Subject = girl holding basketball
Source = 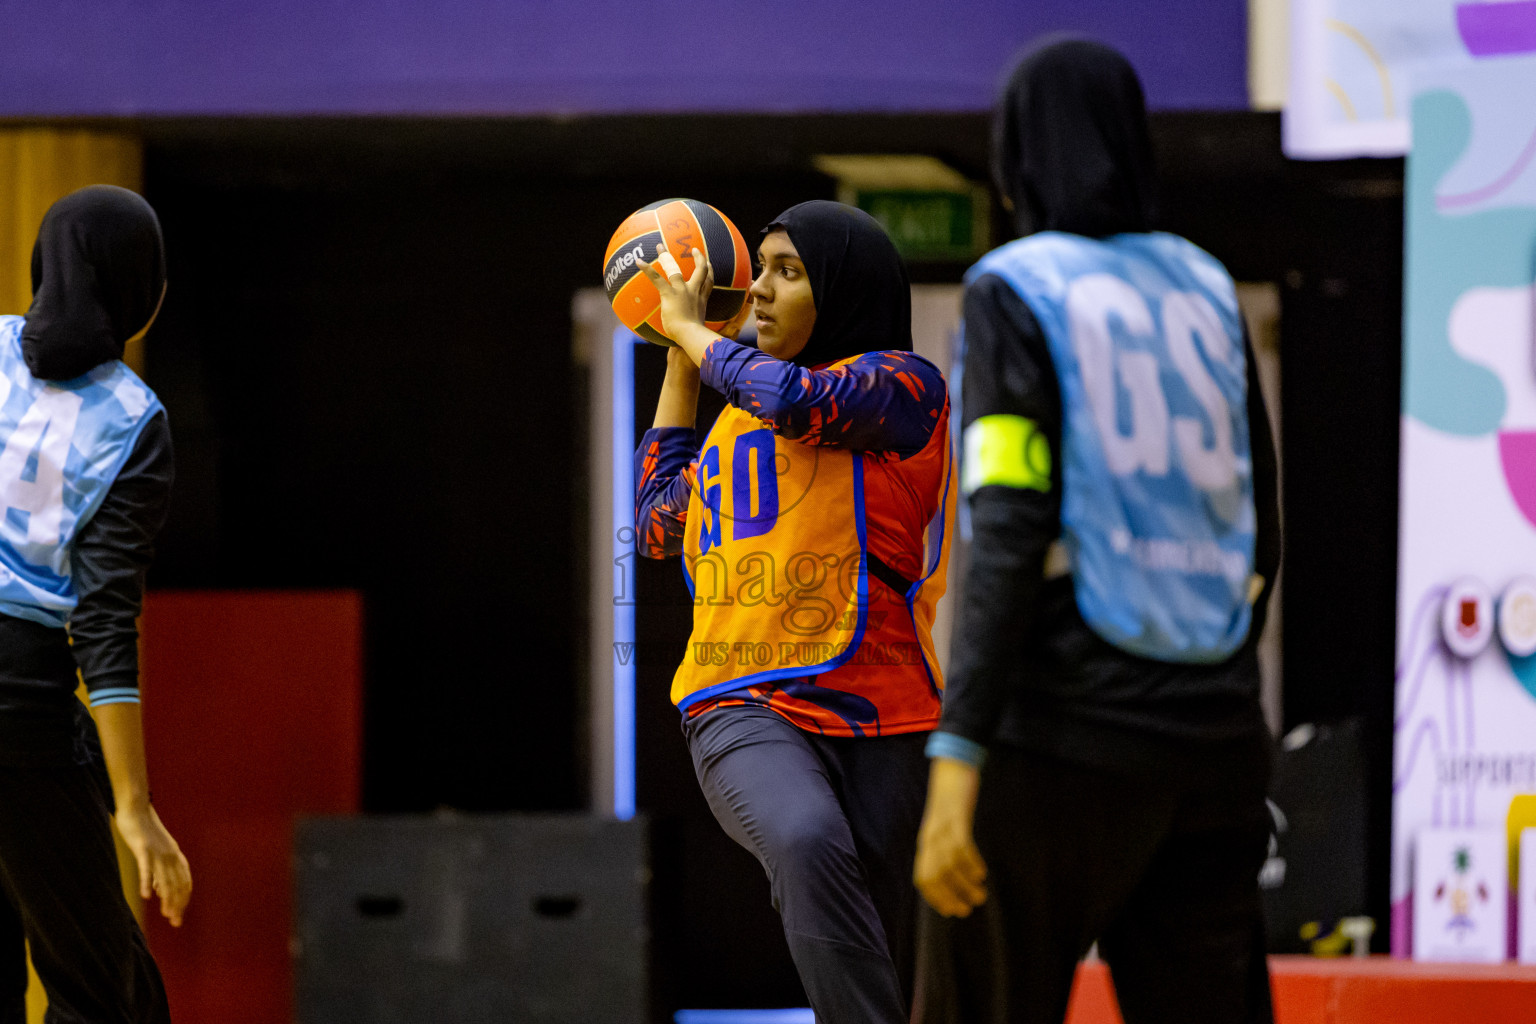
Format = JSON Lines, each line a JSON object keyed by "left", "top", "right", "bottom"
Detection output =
{"left": 635, "top": 201, "right": 955, "bottom": 1024}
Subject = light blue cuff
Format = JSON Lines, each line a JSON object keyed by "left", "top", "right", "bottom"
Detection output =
{"left": 925, "top": 731, "right": 988, "bottom": 769}
{"left": 87, "top": 687, "right": 141, "bottom": 708}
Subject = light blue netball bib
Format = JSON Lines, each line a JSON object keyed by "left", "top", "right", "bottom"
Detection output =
{"left": 0, "top": 315, "right": 163, "bottom": 628}
{"left": 969, "top": 232, "right": 1256, "bottom": 662}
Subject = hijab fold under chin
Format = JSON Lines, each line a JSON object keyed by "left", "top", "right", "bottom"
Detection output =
{"left": 762, "top": 201, "right": 912, "bottom": 369}
{"left": 21, "top": 185, "right": 166, "bottom": 382}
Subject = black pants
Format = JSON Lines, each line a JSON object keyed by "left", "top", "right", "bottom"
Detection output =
{"left": 685, "top": 706, "right": 929, "bottom": 1024}
{"left": 914, "top": 742, "right": 1273, "bottom": 1024}
{"left": 0, "top": 725, "right": 170, "bottom": 1024}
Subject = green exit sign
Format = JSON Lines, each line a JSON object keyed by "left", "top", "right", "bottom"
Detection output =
{"left": 855, "top": 189, "right": 985, "bottom": 262}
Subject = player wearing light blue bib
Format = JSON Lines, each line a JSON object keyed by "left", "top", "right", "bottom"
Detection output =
{"left": 913, "top": 39, "right": 1280, "bottom": 1024}
{"left": 0, "top": 186, "right": 188, "bottom": 1024}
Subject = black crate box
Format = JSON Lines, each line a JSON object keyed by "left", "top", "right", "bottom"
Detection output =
{"left": 294, "top": 813, "right": 648, "bottom": 1024}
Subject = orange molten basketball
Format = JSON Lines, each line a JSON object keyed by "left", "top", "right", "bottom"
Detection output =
{"left": 603, "top": 198, "right": 752, "bottom": 346}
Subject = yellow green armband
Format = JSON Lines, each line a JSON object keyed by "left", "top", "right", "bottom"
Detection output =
{"left": 961, "top": 414, "right": 1052, "bottom": 495}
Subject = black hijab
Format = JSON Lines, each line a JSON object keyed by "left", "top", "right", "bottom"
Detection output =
{"left": 992, "top": 35, "right": 1157, "bottom": 239}
{"left": 22, "top": 185, "right": 166, "bottom": 381}
{"left": 763, "top": 201, "right": 912, "bottom": 368}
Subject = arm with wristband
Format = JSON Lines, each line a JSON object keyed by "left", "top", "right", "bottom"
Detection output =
{"left": 67, "top": 410, "right": 191, "bottom": 927}
{"left": 915, "top": 273, "right": 1062, "bottom": 918}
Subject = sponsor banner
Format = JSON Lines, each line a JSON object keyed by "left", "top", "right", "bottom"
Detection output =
{"left": 1393, "top": 55, "right": 1536, "bottom": 957}
{"left": 1413, "top": 829, "right": 1507, "bottom": 962}
{"left": 1285, "top": 0, "right": 1536, "bottom": 158}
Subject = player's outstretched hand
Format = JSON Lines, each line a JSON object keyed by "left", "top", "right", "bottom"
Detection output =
{"left": 914, "top": 757, "right": 989, "bottom": 918}
{"left": 638, "top": 244, "right": 714, "bottom": 351}
{"left": 115, "top": 804, "right": 193, "bottom": 927}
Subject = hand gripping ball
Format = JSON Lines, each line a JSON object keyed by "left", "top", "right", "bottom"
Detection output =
{"left": 603, "top": 198, "right": 751, "bottom": 346}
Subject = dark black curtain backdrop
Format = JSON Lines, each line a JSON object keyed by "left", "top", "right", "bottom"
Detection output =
{"left": 133, "top": 113, "right": 1405, "bottom": 1007}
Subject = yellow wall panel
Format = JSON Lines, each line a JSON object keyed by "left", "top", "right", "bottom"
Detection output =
{"left": 1248, "top": 0, "right": 1289, "bottom": 111}
{"left": 0, "top": 129, "right": 144, "bottom": 370}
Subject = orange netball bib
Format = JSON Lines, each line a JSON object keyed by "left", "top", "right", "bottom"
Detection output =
{"left": 672, "top": 401, "right": 873, "bottom": 710}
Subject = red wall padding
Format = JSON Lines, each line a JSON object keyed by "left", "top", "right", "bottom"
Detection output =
{"left": 1064, "top": 958, "right": 1536, "bottom": 1024}
{"left": 141, "top": 591, "right": 363, "bottom": 1024}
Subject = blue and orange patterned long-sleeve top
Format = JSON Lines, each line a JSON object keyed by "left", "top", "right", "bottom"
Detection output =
{"left": 636, "top": 338, "right": 955, "bottom": 737}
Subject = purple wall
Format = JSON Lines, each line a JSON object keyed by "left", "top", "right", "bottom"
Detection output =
{"left": 2, "top": 1, "right": 1246, "bottom": 116}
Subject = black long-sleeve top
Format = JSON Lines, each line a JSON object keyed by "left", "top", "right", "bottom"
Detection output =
{"left": 936, "top": 273, "right": 1281, "bottom": 775}
{"left": 0, "top": 410, "right": 173, "bottom": 764}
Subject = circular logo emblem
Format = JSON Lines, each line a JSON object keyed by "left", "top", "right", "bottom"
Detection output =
{"left": 1498, "top": 577, "right": 1536, "bottom": 659}
{"left": 1441, "top": 577, "right": 1494, "bottom": 659}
